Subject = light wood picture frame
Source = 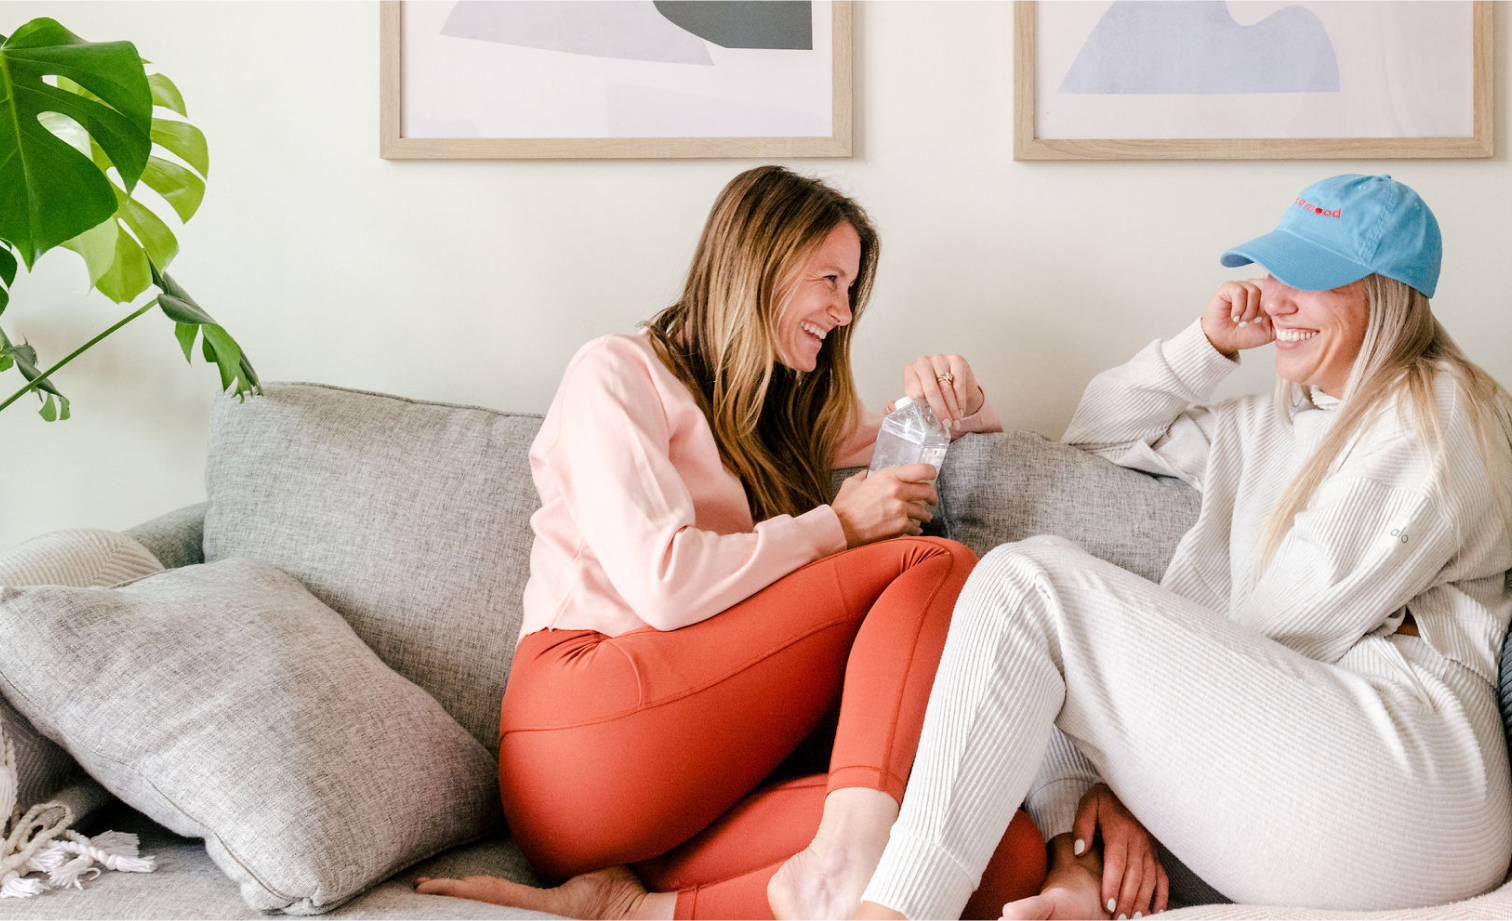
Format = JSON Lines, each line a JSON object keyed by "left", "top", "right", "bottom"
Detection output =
{"left": 1010, "top": 0, "right": 1493, "bottom": 159}
{"left": 378, "top": 0, "right": 852, "bottom": 158}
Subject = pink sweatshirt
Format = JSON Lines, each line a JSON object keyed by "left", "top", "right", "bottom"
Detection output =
{"left": 520, "top": 330, "right": 1002, "bottom": 639}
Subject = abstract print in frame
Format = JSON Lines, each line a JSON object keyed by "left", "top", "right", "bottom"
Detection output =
{"left": 1014, "top": 1, "right": 1492, "bottom": 160}
{"left": 381, "top": 1, "right": 852, "bottom": 159}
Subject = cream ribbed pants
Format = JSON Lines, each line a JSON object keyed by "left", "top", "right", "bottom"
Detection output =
{"left": 861, "top": 536, "right": 1512, "bottom": 919}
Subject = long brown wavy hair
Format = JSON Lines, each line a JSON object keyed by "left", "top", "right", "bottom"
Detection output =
{"left": 643, "top": 166, "right": 880, "bottom": 521}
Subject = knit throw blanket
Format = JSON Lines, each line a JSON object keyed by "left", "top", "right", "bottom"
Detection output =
{"left": 0, "top": 713, "right": 155, "bottom": 898}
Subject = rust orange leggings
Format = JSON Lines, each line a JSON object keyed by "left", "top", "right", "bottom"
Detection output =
{"left": 499, "top": 537, "right": 1047, "bottom": 919}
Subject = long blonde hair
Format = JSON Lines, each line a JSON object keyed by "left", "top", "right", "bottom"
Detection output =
{"left": 1257, "top": 274, "right": 1512, "bottom": 566}
{"left": 644, "top": 166, "right": 880, "bottom": 520}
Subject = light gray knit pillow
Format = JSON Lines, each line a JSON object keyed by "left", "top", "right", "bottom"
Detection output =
{"left": 203, "top": 383, "right": 542, "bottom": 754}
{"left": 0, "top": 528, "right": 163, "bottom": 827}
{"left": 0, "top": 558, "right": 502, "bottom": 915}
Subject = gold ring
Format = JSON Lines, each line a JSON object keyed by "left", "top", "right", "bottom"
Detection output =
{"left": 936, "top": 371, "right": 954, "bottom": 384}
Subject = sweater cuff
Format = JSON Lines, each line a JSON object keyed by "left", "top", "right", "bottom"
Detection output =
{"left": 799, "top": 505, "right": 849, "bottom": 558}
{"left": 1164, "top": 318, "right": 1240, "bottom": 400}
{"left": 860, "top": 824, "right": 978, "bottom": 921}
{"left": 1024, "top": 778, "right": 1093, "bottom": 841}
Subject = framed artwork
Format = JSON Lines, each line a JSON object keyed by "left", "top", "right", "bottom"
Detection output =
{"left": 1014, "top": 1, "right": 1493, "bottom": 160}
{"left": 380, "top": 1, "right": 852, "bottom": 159}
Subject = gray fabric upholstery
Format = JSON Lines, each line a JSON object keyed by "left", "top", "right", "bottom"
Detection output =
{"left": 124, "top": 502, "right": 208, "bottom": 571}
{"left": 937, "top": 432, "right": 1200, "bottom": 581}
{"left": 0, "top": 806, "right": 553, "bottom": 920}
{"left": 203, "top": 383, "right": 542, "bottom": 754}
{"left": 0, "top": 528, "right": 165, "bottom": 827}
{"left": 0, "top": 558, "right": 502, "bottom": 915}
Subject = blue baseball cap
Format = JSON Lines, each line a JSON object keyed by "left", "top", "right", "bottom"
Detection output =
{"left": 1220, "top": 174, "right": 1441, "bottom": 298}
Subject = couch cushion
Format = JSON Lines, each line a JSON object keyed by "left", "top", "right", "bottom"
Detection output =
{"left": 0, "top": 558, "right": 502, "bottom": 915}
{"left": 0, "top": 528, "right": 164, "bottom": 828}
{"left": 936, "top": 432, "right": 1201, "bottom": 582}
{"left": 203, "top": 383, "right": 542, "bottom": 754}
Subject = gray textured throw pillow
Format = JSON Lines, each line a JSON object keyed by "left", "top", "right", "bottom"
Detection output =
{"left": 0, "top": 558, "right": 502, "bottom": 915}
{"left": 0, "top": 528, "right": 164, "bottom": 827}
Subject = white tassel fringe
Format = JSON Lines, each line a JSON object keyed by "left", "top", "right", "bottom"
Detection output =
{"left": 0, "top": 713, "right": 154, "bottom": 898}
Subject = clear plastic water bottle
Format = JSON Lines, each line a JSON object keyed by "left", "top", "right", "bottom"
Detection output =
{"left": 868, "top": 396, "right": 950, "bottom": 476}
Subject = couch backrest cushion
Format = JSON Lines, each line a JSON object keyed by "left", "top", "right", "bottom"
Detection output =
{"left": 936, "top": 432, "right": 1201, "bottom": 582}
{"left": 204, "top": 383, "right": 541, "bottom": 754}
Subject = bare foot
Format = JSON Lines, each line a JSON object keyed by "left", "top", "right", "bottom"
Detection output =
{"left": 416, "top": 866, "right": 676, "bottom": 920}
{"left": 1000, "top": 836, "right": 1108, "bottom": 921}
{"left": 768, "top": 787, "right": 898, "bottom": 920}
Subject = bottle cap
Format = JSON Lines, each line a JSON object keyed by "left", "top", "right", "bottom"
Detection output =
{"left": 893, "top": 396, "right": 914, "bottom": 409}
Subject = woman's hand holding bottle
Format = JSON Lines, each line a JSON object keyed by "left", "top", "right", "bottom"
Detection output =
{"left": 831, "top": 465, "right": 938, "bottom": 548}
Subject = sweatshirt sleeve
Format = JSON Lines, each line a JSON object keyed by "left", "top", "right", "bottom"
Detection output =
{"left": 1061, "top": 319, "right": 1238, "bottom": 489}
{"left": 1230, "top": 434, "right": 1457, "bottom": 664}
{"left": 547, "top": 342, "right": 847, "bottom": 632}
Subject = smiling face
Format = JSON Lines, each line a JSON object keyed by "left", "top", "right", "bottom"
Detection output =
{"left": 773, "top": 222, "right": 862, "bottom": 373}
{"left": 1260, "top": 274, "right": 1371, "bottom": 397}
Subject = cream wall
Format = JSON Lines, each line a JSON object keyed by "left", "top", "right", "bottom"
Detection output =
{"left": 2, "top": 1, "right": 1509, "bottom": 548}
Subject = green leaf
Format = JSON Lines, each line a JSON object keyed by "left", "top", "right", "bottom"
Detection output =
{"left": 151, "top": 263, "right": 213, "bottom": 325}
{"left": 174, "top": 320, "right": 196, "bottom": 363}
{"left": 140, "top": 154, "right": 204, "bottom": 222}
{"left": 115, "top": 184, "right": 176, "bottom": 268}
{"left": 0, "top": 18, "right": 153, "bottom": 268}
{"left": 59, "top": 215, "right": 116, "bottom": 288}
{"left": 90, "top": 219, "right": 150, "bottom": 303}
{"left": 0, "top": 244, "right": 15, "bottom": 315}
{"left": 53, "top": 68, "right": 208, "bottom": 303}
{"left": 150, "top": 120, "right": 207, "bottom": 178}
{"left": 147, "top": 72, "right": 184, "bottom": 115}
{"left": 39, "top": 391, "right": 69, "bottom": 421}
{"left": 3, "top": 334, "right": 71, "bottom": 420}
{"left": 150, "top": 264, "right": 260, "bottom": 399}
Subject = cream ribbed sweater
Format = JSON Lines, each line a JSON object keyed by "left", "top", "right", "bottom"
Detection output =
{"left": 861, "top": 319, "right": 1512, "bottom": 918}
{"left": 1064, "top": 319, "right": 1511, "bottom": 684}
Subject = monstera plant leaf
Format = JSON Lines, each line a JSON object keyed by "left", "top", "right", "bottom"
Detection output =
{"left": 55, "top": 71, "right": 209, "bottom": 303}
{"left": 152, "top": 263, "right": 260, "bottom": 401}
{"left": 0, "top": 17, "right": 251, "bottom": 424}
{"left": 0, "top": 19, "right": 152, "bottom": 269}
{"left": 0, "top": 326, "right": 69, "bottom": 421}
{"left": 0, "top": 244, "right": 15, "bottom": 315}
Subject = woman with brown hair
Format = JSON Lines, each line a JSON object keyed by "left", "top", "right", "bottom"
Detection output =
{"left": 416, "top": 166, "right": 1159, "bottom": 919}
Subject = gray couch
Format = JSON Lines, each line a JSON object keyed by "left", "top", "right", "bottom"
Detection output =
{"left": 1, "top": 380, "right": 1510, "bottom": 919}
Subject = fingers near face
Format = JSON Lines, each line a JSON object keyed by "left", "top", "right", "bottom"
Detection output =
{"left": 1229, "top": 280, "right": 1264, "bottom": 325}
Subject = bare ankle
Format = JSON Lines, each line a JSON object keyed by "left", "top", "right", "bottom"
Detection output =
{"left": 815, "top": 787, "right": 899, "bottom": 842}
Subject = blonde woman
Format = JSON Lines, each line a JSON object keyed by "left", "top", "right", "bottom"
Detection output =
{"left": 827, "top": 174, "right": 1512, "bottom": 920}
{"left": 417, "top": 167, "right": 1096, "bottom": 919}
